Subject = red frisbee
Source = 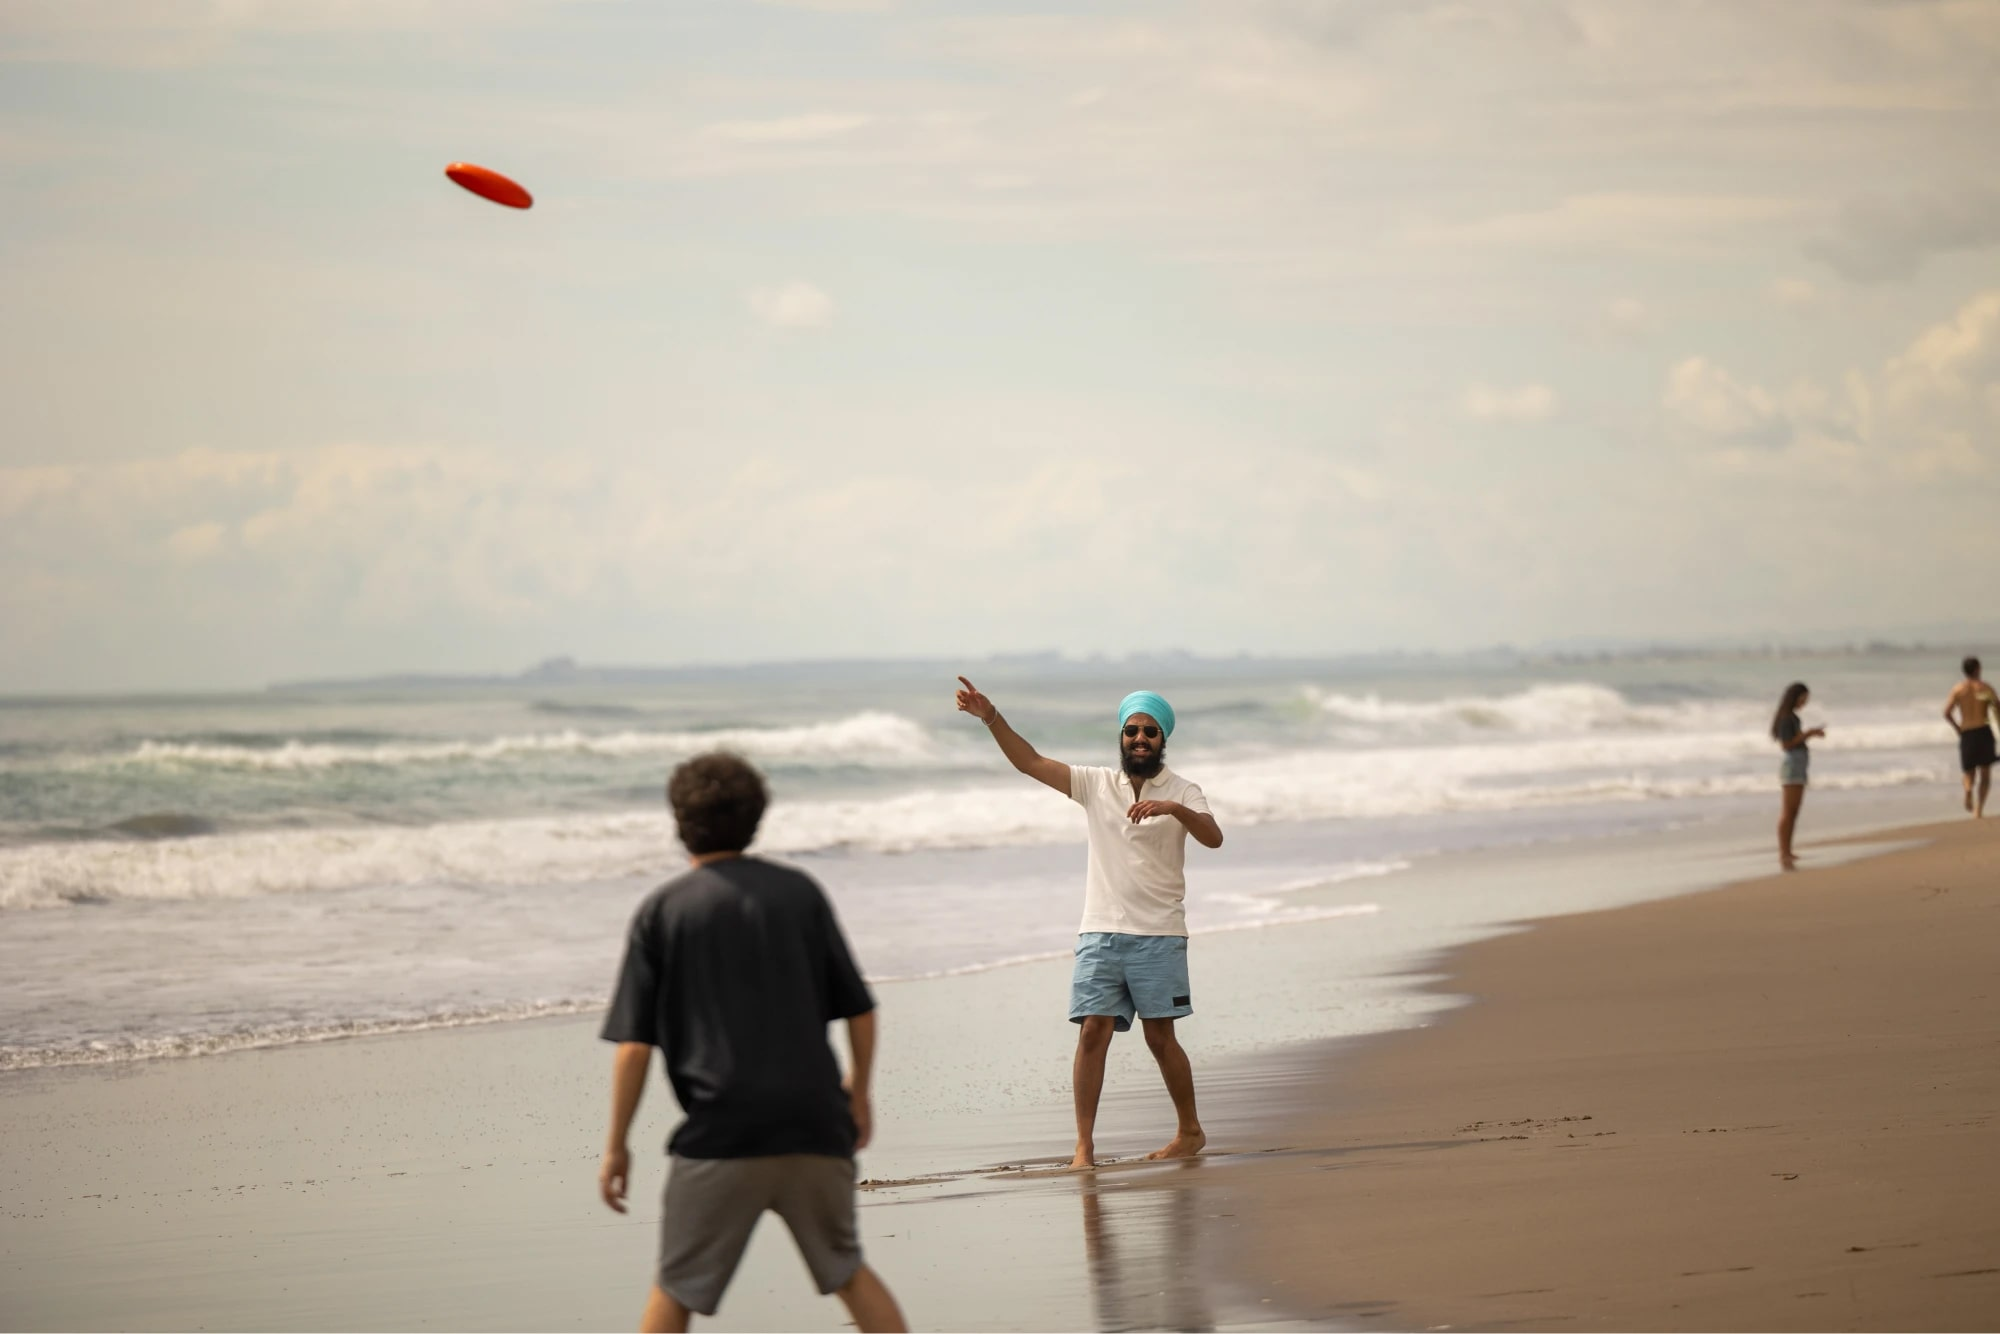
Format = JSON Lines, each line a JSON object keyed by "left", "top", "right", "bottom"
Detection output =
{"left": 444, "top": 162, "right": 533, "bottom": 210}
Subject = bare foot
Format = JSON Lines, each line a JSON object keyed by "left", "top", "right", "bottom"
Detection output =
{"left": 1067, "top": 1144, "right": 1096, "bottom": 1171}
{"left": 1145, "top": 1129, "right": 1206, "bottom": 1160}
{"left": 1780, "top": 856, "right": 1798, "bottom": 873}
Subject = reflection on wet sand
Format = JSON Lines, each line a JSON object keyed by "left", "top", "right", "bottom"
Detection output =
{"left": 1080, "top": 1161, "right": 1216, "bottom": 1333}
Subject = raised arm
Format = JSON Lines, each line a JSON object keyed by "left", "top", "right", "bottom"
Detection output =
{"left": 955, "top": 676, "right": 1070, "bottom": 794}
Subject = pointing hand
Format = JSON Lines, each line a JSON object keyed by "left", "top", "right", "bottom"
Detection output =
{"left": 955, "top": 676, "right": 998, "bottom": 725}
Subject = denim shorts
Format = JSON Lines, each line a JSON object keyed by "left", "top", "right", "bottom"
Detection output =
{"left": 1779, "top": 748, "right": 1809, "bottom": 786}
{"left": 1070, "top": 932, "right": 1192, "bottom": 1033}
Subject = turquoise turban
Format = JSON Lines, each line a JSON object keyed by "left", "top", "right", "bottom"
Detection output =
{"left": 1118, "top": 690, "right": 1176, "bottom": 738}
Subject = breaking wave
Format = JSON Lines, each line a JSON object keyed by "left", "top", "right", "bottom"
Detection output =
{"left": 2, "top": 735, "right": 1944, "bottom": 910}
{"left": 117, "top": 711, "right": 940, "bottom": 771}
{"left": 1306, "top": 682, "right": 1743, "bottom": 736}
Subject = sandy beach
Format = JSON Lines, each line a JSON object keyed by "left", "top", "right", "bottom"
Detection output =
{"left": 1204, "top": 816, "right": 2000, "bottom": 1330}
{"left": 3, "top": 801, "right": 1990, "bottom": 1331}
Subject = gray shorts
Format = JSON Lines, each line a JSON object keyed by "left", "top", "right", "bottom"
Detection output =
{"left": 657, "top": 1154, "right": 862, "bottom": 1316}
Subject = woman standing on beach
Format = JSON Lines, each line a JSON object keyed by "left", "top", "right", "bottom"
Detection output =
{"left": 1773, "top": 682, "right": 1825, "bottom": 871}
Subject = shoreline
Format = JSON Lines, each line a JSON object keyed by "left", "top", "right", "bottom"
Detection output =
{"left": 1, "top": 798, "right": 1979, "bottom": 1330}
{"left": 2, "top": 781, "right": 1941, "bottom": 1077}
{"left": 1191, "top": 816, "right": 2000, "bottom": 1331}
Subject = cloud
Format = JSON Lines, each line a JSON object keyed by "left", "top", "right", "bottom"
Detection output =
{"left": 1806, "top": 186, "right": 2000, "bottom": 282}
{"left": 6, "top": 0, "right": 2000, "bottom": 685}
{"left": 1464, "top": 383, "right": 1557, "bottom": 423}
{"left": 1881, "top": 289, "right": 2000, "bottom": 403}
{"left": 414, "top": 1, "right": 1994, "bottom": 295}
{"left": 1770, "top": 277, "right": 1819, "bottom": 310}
{"left": 1662, "top": 357, "right": 1788, "bottom": 447}
{"left": 748, "top": 282, "right": 834, "bottom": 328}
{"left": 0, "top": 424, "right": 1406, "bottom": 687}
{"left": 165, "top": 520, "right": 228, "bottom": 561}
{"left": 1664, "top": 289, "right": 2000, "bottom": 476}
{"left": 1876, "top": 288, "right": 2000, "bottom": 471}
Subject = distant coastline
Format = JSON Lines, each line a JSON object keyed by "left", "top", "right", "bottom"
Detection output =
{"left": 3, "top": 626, "right": 1993, "bottom": 704}
{"left": 263, "top": 629, "right": 2000, "bottom": 695}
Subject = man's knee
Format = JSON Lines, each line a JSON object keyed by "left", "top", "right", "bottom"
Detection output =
{"left": 1076, "top": 1016, "right": 1117, "bottom": 1051}
{"left": 1140, "top": 1018, "right": 1178, "bottom": 1056}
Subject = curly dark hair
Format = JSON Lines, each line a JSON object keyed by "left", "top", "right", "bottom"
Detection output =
{"left": 667, "top": 752, "right": 768, "bottom": 855}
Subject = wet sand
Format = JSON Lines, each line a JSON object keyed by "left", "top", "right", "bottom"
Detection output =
{"left": 0, "top": 800, "right": 1975, "bottom": 1331}
{"left": 1202, "top": 818, "right": 2000, "bottom": 1330}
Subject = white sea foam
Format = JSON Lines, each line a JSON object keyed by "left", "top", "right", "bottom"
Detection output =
{"left": 1263, "top": 863, "right": 1411, "bottom": 897}
{"left": 119, "top": 711, "right": 941, "bottom": 771}
{"left": 1306, "top": 682, "right": 1716, "bottom": 734}
{"left": 0, "top": 890, "right": 1394, "bottom": 1067}
{"left": 1, "top": 723, "right": 1946, "bottom": 910}
{"left": 5, "top": 670, "right": 1964, "bottom": 1074}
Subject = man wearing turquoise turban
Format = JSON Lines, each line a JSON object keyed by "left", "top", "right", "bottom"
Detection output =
{"left": 955, "top": 674, "right": 1224, "bottom": 1169}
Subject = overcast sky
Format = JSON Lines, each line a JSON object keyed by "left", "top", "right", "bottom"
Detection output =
{"left": 3, "top": 0, "right": 1998, "bottom": 691}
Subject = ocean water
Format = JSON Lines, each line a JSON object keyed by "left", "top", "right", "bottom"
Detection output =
{"left": 0, "top": 650, "right": 1967, "bottom": 1070}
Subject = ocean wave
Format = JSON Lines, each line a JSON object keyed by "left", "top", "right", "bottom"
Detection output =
{"left": 118, "top": 711, "right": 942, "bottom": 772}
{"left": 0, "top": 790, "right": 1083, "bottom": 909}
{"left": 1305, "top": 682, "right": 1740, "bottom": 736}
{"left": 106, "top": 812, "right": 220, "bottom": 840}
{"left": 2, "top": 726, "right": 1948, "bottom": 910}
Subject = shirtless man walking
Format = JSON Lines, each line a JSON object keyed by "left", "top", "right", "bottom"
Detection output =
{"left": 1944, "top": 656, "right": 1998, "bottom": 818}
{"left": 954, "top": 677, "right": 1223, "bottom": 1169}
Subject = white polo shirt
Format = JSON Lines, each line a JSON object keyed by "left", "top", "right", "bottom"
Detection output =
{"left": 1068, "top": 764, "right": 1212, "bottom": 937}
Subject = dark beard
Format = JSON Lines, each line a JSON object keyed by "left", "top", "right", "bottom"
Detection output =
{"left": 1121, "top": 746, "right": 1165, "bottom": 780}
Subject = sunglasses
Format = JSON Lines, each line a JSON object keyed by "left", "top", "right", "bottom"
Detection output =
{"left": 1122, "top": 724, "right": 1161, "bottom": 740}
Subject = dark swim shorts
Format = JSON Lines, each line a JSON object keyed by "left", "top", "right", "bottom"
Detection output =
{"left": 1960, "top": 724, "right": 1997, "bottom": 773}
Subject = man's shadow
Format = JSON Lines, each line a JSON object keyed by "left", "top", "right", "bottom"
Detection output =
{"left": 1079, "top": 1163, "right": 1216, "bottom": 1333}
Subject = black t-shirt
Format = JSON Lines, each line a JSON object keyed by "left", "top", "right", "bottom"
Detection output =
{"left": 600, "top": 856, "right": 874, "bottom": 1159}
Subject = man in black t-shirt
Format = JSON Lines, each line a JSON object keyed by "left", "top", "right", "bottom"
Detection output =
{"left": 598, "top": 752, "right": 906, "bottom": 1332}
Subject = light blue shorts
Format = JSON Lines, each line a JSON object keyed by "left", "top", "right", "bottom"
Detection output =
{"left": 1070, "top": 932, "right": 1192, "bottom": 1033}
{"left": 1780, "top": 749, "right": 1809, "bottom": 786}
